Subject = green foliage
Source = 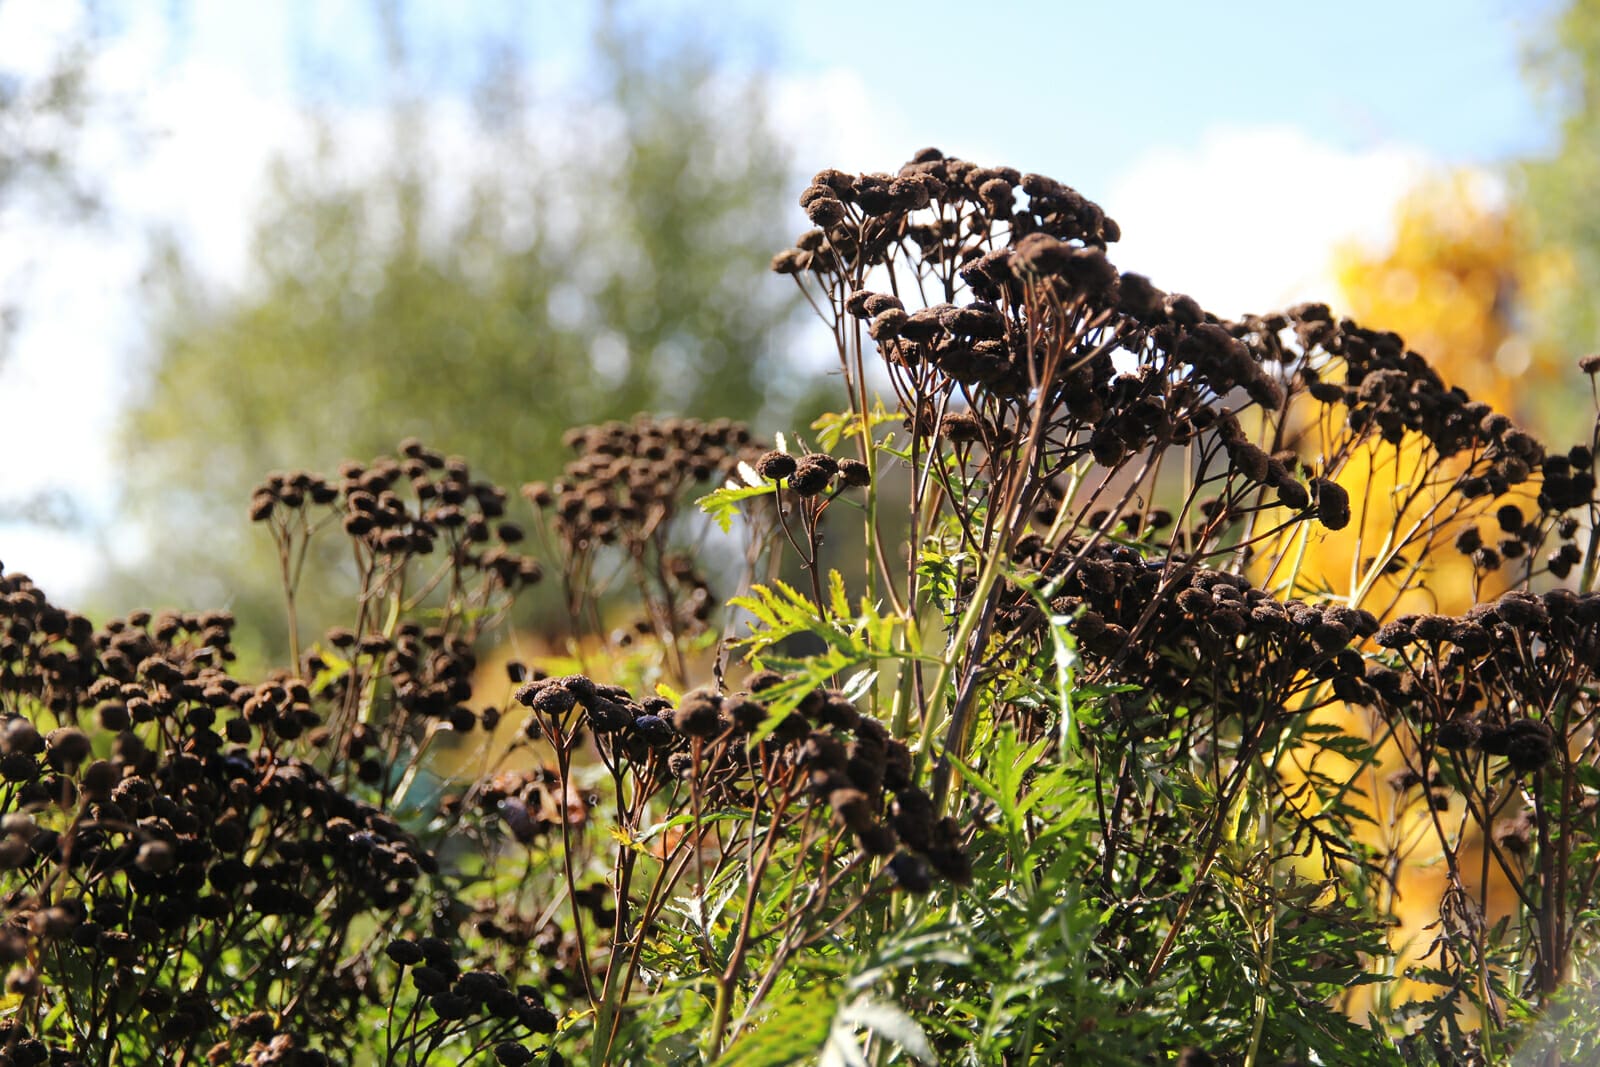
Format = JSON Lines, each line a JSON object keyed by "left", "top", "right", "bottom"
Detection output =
{"left": 699, "top": 476, "right": 778, "bottom": 536}
{"left": 1522, "top": 0, "right": 1600, "bottom": 356}
{"left": 111, "top": 9, "right": 799, "bottom": 653}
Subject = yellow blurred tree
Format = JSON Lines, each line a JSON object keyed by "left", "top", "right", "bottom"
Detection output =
{"left": 1257, "top": 175, "right": 1559, "bottom": 629}
{"left": 1274, "top": 173, "right": 1568, "bottom": 1015}
{"left": 1287, "top": 174, "right": 1560, "bottom": 610}
{"left": 1335, "top": 172, "right": 1561, "bottom": 422}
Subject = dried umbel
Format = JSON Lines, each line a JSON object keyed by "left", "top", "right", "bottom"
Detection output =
{"left": 247, "top": 442, "right": 545, "bottom": 709}
{"left": 522, "top": 416, "right": 767, "bottom": 665}
{"left": 0, "top": 503, "right": 565, "bottom": 1062}
{"left": 252, "top": 446, "right": 538, "bottom": 588}
{"left": 759, "top": 150, "right": 1600, "bottom": 1051}
{"left": 997, "top": 538, "right": 1380, "bottom": 735}
{"left": 776, "top": 154, "right": 1574, "bottom": 606}
{"left": 515, "top": 673, "right": 970, "bottom": 891}
{"left": 1367, "top": 589, "right": 1600, "bottom": 778}
{"left": 532, "top": 416, "right": 758, "bottom": 553}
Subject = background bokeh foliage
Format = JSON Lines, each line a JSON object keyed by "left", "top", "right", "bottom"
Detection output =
{"left": 107, "top": 5, "right": 809, "bottom": 658}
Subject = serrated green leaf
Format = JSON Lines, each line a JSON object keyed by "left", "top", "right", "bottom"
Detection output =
{"left": 714, "top": 984, "right": 833, "bottom": 1067}
{"left": 811, "top": 403, "right": 898, "bottom": 451}
{"left": 697, "top": 481, "right": 779, "bottom": 534}
{"left": 828, "top": 569, "right": 851, "bottom": 620}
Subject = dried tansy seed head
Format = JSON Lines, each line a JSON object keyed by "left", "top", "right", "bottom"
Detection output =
{"left": 755, "top": 450, "right": 796, "bottom": 480}
{"left": 787, "top": 458, "right": 835, "bottom": 497}
{"left": 675, "top": 689, "right": 724, "bottom": 739}
{"left": 837, "top": 458, "right": 870, "bottom": 487}
{"left": 1313, "top": 478, "right": 1350, "bottom": 530}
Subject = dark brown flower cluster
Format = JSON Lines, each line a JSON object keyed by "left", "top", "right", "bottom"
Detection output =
{"left": 1275, "top": 307, "right": 1536, "bottom": 463}
{"left": 1356, "top": 584, "right": 1600, "bottom": 1004}
{"left": 313, "top": 618, "right": 489, "bottom": 740}
{"left": 200, "top": 934, "right": 558, "bottom": 1065}
{"left": 525, "top": 416, "right": 760, "bottom": 554}
{"left": 775, "top": 149, "right": 1117, "bottom": 281}
{"left": 1001, "top": 538, "right": 1379, "bottom": 730}
{"left": 250, "top": 439, "right": 543, "bottom": 591}
{"left": 471, "top": 905, "right": 592, "bottom": 1004}
{"left": 375, "top": 937, "right": 557, "bottom": 1055}
{"left": 0, "top": 569, "right": 99, "bottom": 717}
{"left": 773, "top": 153, "right": 1493, "bottom": 623}
{"left": 755, "top": 449, "right": 869, "bottom": 498}
{"left": 1449, "top": 465, "right": 1594, "bottom": 580}
{"left": 776, "top": 156, "right": 1590, "bottom": 590}
{"left": 521, "top": 417, "right": 767, "bottom": 653}
{"left": 1234, "top": 308, "right": 1600, "bottom": 590}
{"left": 782, "top": 151, "right": 1297, "bottom": 447}
{"left": 0, "top": 561, "right": 562, "bottom": 1063}
{"left": 1264, "top": 307, "right": 1600, "bottom": 583}
{"left": 515, "top": 672, "right": 970, "bottom": 891}
{"left": 1371, "top": 588, "right": 1600, "bottom": 778}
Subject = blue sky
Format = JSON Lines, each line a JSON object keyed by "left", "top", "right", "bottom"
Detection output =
{"left": 0, "top": 0, "right": 1574, "bottom": 598}
{"left": 756, "top": 0, "right": 1559, "bottom": 188}
{"left": 147, "top": 0, "right": 1562, "bottom": 191}
{"left": 272, "top": 0, "right": 1563, "bottom": 180}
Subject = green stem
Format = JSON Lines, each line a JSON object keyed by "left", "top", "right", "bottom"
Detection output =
{"left": 920, "top": 545, "right": 1007, "bottom": 812}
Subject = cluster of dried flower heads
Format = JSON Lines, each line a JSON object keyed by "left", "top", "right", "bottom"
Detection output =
{"left": 0, "top": 445, "right": 569, "bottom": 1064}
{"left": 8, "top": 147, "right": 1600, "bottom": 1062}
{"left": 766, "top": 148, "right": 1600, "bottom": 1051}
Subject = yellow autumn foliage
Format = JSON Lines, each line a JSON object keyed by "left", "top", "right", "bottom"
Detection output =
{"left": 1271, "top": 172, "right": 1567, "bottom": 1013}
{"left": 1335, "top": 172, "right": 1561, "bottom": 418}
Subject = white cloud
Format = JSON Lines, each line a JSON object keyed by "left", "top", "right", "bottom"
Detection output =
{"left": 1103, "top": 125, "right": 1435, "bottom": 319}
{"left": 770, "top": 68, "right": 924, "bottom": 180}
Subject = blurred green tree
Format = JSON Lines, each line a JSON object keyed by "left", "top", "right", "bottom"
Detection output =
{"left": 112, "top": 8, "right": 803, "bottom": 655}
{"left": 1519, "top": 0, "right": 1600, "bottom": 361}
